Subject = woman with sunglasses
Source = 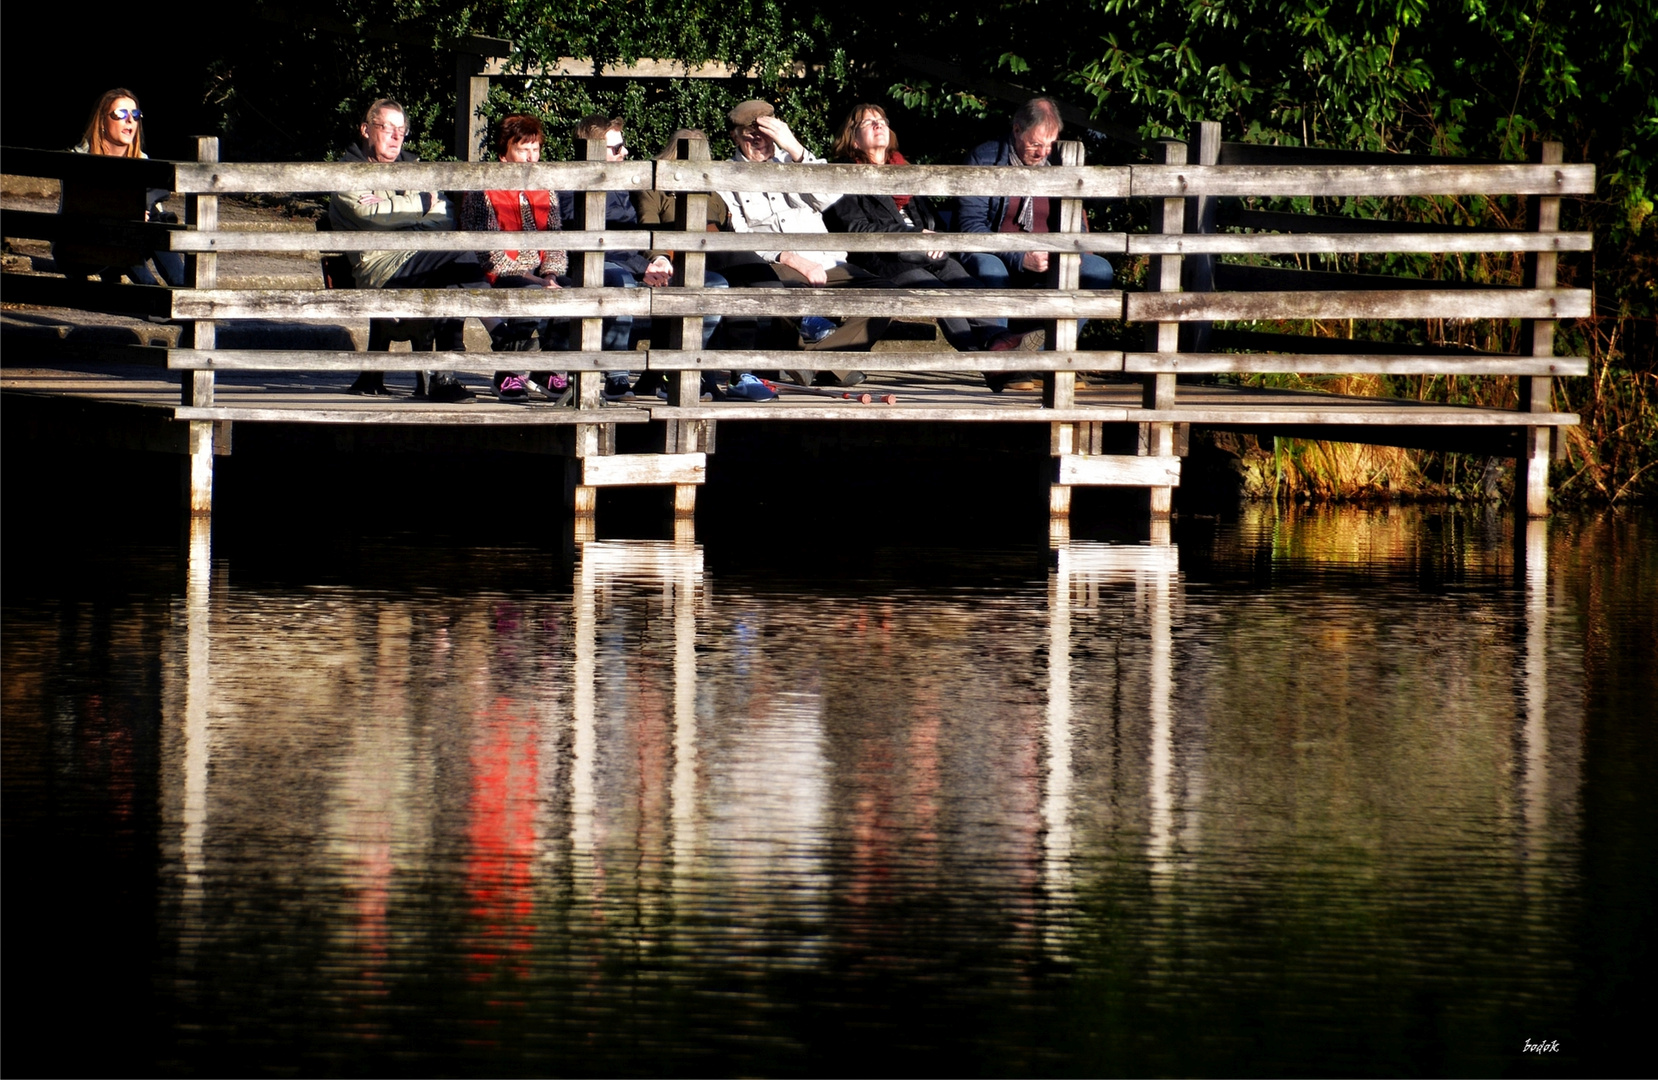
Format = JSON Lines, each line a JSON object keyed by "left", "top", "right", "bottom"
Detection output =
{"left": 66, "top": 88, "right": 186, "bottom": 287}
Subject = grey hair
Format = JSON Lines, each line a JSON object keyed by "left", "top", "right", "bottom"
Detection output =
{"left": 1011, "top": 96, "right": 1063, "bottom": 135}
{"left": 363, "top": 98, "right": 406, "bottom": 127}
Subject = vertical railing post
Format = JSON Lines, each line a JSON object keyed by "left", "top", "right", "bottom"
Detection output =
{"left": 1142, "top": 139, "right": 1186, "bottom": 521}
{"left": 454, "top": 55, "right": 491, "bottom": 162}
{"left": 1183, "top": 121, "right": 1220, "bottom": 354}
{"left": 182, "top": 136, "right": 219, "bottom": 515}
{"left": 665, "top": 133, "right": 712, "bottom": 519}
{"left": 1045, "top": 140, "right": 1087, "bottom": 523}
{"left": 565, "top": 136, "right": 613, "bottom": 521}
{"left": 1514, "top": 141, "right": 1563, "bottom": 519}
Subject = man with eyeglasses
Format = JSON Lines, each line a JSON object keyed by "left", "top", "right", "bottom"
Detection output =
{"left": 329, "top": 97, "right": 486, "bottom": 401}
{"left": 956, "top": 97, "right": 1115, "bottom": 387}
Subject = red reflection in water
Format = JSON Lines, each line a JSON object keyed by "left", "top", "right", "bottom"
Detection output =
{"left": 465, "top": 695, "right": 540, "bottom": 983}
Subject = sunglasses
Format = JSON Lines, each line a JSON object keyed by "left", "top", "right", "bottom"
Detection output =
{"left": 110, "top": 108, "right": 143, "bottom": 121}
{"left": 606, "top": 142, "right": 629, "bottom": 154}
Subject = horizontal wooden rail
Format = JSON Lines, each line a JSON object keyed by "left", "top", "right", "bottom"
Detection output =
{"left": 169, "top": 287, "right": 1126, "bottom": 321}
{"left": 1123, "top": 352, "right": 1589, "bottom": 376}
{"left": 170, "top": 287, "right": 654, "bottom": 321}
{"left": 168, "top": 229, "right": 641, "bottom": 253}
{"left": 1131, "top": 163, "right": 1596, "bottom": 197}
{"left": 174, "top": 405, "right": 652, "bottom": 425}
{"left": 158, "top": 225, "right": 1589, "bottom": 257}
{"left": 638, "top": 350, "right": 1124, "bottom": 372}
{"left": 657, "top": 162, "right": 1130, "bottom": 198}
{"left": 1127, "top": 232, "right": 1592, "bottom": 255}
{"left": 665, "top": 231, "right": 1127, "bottom": 254}
{"left": 170, "top": 160, "right": 652, "bottom": 194}
{"left": 2, "top": 209, "right": 183, "bottom": 246}
{"left": 646, "top": 287, "right": 1123, "bottom": 319}
{"left": 1127, "top": 287, "right": 1590, "bottom": 322}
{"left": 2, "top": 147, "right": 176, "bottom": 187}
{"left": 2, "top": 273, "right": 173, "bottom": 316}
{"left": 1133, "top": 407, "right": 1580, "bottom": 426}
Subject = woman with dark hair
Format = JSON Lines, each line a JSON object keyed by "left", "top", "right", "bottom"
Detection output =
{"left": 65, "top": 88, "right": 186, "bottom": 287}
{"left": 460, "top": 114, "right": 571, "bottom": 402}
{"left": 823, "top": 104, "right": 1010, "bottom": 380}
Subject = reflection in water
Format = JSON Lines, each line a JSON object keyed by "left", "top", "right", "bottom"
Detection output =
{"left": 6, "top": 506, "right": 1644, "bottom": 1075}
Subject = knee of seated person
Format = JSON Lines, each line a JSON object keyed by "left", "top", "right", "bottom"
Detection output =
{"left": 1080, "top": 255, "right": 1114, "bottom": 288}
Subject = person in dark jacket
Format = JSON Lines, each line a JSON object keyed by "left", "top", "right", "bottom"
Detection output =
{"left": 329, "top": 98, "right": 489, "bottom": 401}
{"left": 956, "top": 97, "right": 1114, "bottom": 291}
{"left": 823, "top": 103, "right": 1009, "bottom": 365}
{"left": 555, "top": 115, "right": 649, "bottom": 397}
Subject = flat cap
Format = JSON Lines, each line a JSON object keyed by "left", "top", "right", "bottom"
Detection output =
{"left": 728, "top": 100, "right": 775, "bottom": 126}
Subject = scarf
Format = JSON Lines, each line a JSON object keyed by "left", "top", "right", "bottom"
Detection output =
{"left": 484, "top": 189, "right": 554, "bottom": 261}
{"left": 1014, "top": 144, "right": 1051, "bottom": 231}
{"left": 852, "top": 148, "right": 913, "bottom": 211}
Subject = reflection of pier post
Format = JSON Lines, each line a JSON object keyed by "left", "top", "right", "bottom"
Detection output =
{"left": 158, "top": 516, "right": 214, "bottom": 981}
{"left": 1047, "top": 539, "right": 1181, "bottom": 952}
{"left": 1519, "top": 518, "right": 1549, "bottom": 859}
{"left": 568, "top": 540, "right": 705, "bottom": 883}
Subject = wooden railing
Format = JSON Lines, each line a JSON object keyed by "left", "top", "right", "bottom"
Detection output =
{"left": 2, "top": 130, "right": 1595, "bottom": 518}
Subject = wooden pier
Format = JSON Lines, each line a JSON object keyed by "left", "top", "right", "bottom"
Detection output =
{"left": 2, "top": 126, "right": 1592, "bottom": 531}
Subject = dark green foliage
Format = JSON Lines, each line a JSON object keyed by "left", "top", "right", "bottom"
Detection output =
{"left": 175, "top": 0, "right": 1657, "bottom": 500}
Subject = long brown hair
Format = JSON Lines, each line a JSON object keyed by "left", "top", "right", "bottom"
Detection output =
{"left": 81, "top": 88, "right": 145, "bottom": 158}
{"left": 832, "top": 103, "right": 900, "bottom": 163}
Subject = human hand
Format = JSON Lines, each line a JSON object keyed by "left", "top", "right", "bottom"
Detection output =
{"left": 779, "top": 251, "right": 828, "bottom": 286}
{"left": 1022, "top": 250, "right": 1050, "bottom": 273}
{"left": 921, "top": 228, "right": 943, "bottom": 261}
{"left": 755, "top": 116, "right": 805, "bottom": 161}
{"left": 643, "top": 256, "right": 674, "bottom": 287}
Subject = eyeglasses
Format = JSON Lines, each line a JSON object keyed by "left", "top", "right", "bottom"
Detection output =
{"left": 110, "top": 108, "right": 143, "bottom": 121}
{"left": 857, "top": 117, "right": 888, "bottom": 129}
{"left": 369, "top": 122, "right": 409, "bottom": 138}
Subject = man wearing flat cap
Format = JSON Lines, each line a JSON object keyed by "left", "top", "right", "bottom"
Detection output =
{"left": 715, "top": 99, "right": 886, "bottom": 386}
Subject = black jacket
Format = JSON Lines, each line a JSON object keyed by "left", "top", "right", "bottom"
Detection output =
{"left": 823, "top": 192, "right": 948, "bottom": 278}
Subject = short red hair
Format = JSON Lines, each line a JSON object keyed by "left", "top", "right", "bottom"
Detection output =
{"left": 496, "top": 114, "right": 546, "bottom": 156}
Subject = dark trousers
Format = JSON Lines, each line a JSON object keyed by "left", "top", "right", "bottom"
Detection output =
{"left": 382, "top": 250, "right": 489, "bottom": 350}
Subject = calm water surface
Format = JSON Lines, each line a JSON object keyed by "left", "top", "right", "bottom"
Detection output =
{"left": 4, "top": 500, "right": 1653, "bottom": 1077}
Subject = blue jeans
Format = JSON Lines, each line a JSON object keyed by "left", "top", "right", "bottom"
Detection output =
{"left": 960, "top": 251, "right": 1114, "bottom": 332}
{"left": 629, "top": 269, "right": 728, "bottom": 349}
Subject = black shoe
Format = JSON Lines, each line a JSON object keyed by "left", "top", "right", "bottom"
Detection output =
{"left": 813, "top": 370, "right": 865, "bottom": 388}
{"left": 348, "top": 372, "right": 389, "bottom": 396}
{"left": 490, "top": 322, "right": 540, "bottom": 352}
{"left": 631, "top": 371, "right": 667, "bottom": 398}
{"left": 603, "top": 374, "right": 635, "bottom": 399}
{"left": 984, "top": 372, "right": 1010, "bottom": 394}
{"left": 427, "top": 375, "right": 476, "bottom": 403}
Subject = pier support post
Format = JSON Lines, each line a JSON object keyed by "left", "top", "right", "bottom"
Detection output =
{"left": 567, "top": 136, "right": 611, "bottom": 521}
{"left": 1514, "top": 141, "right": 1563, "bottom": 520}
{"left": 664, "top": 132, "right": 713, "bottom": 524}
{"left": 182, "top": 136, "right": 219, "bottom": 516}
{"left": 1142, "top": 138, "right": 1187, "bottom": 520}
{"left": 1046, "top": 141, "right": 1085, "bottom": 522}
